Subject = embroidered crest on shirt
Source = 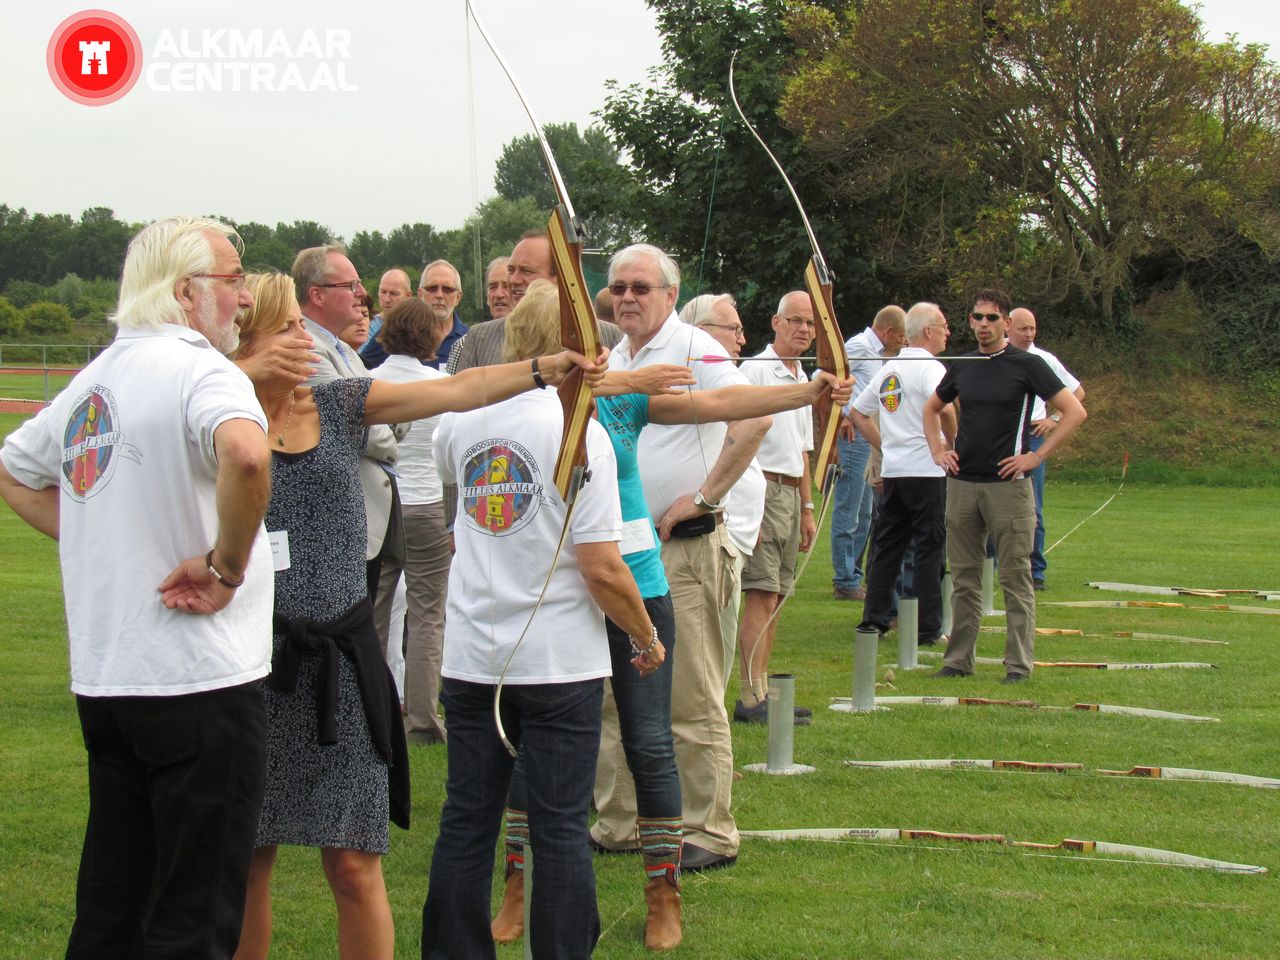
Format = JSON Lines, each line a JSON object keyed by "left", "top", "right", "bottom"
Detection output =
{"left": 60, "top": 385, "right": 139, "bottom": 500}
{"left": 460, "top": 438, "right": 544, "bottom": 536}
{"left": 878, "top": 373, "right": 904, "bottom": 414}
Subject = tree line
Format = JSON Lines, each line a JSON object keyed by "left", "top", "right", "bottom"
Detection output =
{"left": 3, "top": 0, "right": 1278, "bottom": 374}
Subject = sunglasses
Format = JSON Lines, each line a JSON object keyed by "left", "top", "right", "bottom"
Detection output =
{"left": 970, "top": 311, "right": 1003, "bottom": 323}
{"left": 422, "top": 284, "right": 458, "bottom": 295}
{"left": 609, "top": 281, "right": 667, "bottom": 298}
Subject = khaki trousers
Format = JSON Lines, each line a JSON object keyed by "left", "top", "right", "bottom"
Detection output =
{"left": 942, "top": 478, "right": 1037, "bottom": 677}
{"left": 592, "top": 524, "right": 740, "bottom": 856}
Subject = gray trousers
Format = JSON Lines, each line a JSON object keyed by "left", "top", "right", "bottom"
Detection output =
{"left": 942, "top": 478, "right": 1037, "bottom": 677}
{"left": 374, "top": 500, "right": 451, "bottom": 740}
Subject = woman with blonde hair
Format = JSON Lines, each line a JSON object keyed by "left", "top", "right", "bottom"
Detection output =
{"left": 229, "top": 272, "right": 603, "bottom": 960}
{"left": 488, "top": 281, "right": 852, "bottom": 951}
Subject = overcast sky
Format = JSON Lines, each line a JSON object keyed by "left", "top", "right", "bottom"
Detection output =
{"left": 1, "top": 0, "right": 1275, "bottom": 241}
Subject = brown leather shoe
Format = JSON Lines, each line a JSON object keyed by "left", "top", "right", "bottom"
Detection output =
{"left": 490, "top": 867, "right": 524, "bottom": 943}
{"left": 644, "top": 875, "right": 682, "bottom": 950}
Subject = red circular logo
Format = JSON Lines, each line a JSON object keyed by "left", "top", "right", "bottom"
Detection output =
{"left": 47, "top": 10, "right": 142, "bottom": 106}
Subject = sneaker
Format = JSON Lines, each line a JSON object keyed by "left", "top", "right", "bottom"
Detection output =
{"left": 733, "top": 698, "right": 768, "bottom": 724}
{"left": 1032, "top": 579, "right": 1046, "bottom": 591}
{"left": 832, "top": 586, "right": 866, "bottom": 600}
{"left": 1001, "top": 673, "right": 1029, "bottom": 684}
{"left": 931, "top": 666, "right": 970, "bottom": 678}
{"left": 919, "top": 633, "right": 948, "bottom": 647}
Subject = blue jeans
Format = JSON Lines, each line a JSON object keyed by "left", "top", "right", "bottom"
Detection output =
{"left": 831, "top": 433, "right": 875, "bottom": 590}
{"left": 422, "top": 677, "right": 604, "bottom": 960}
{"left": 509, "top": 596, "right": 681, "bottom": 821}
{"left": 1029, "top": 433, "right": 1047, "bottom": 579}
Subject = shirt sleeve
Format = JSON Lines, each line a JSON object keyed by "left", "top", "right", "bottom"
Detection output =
{"left": 1025, "top": 354, "right": 1067, "bottom": 401}
{"left": 0, "top": 405, "right": 61, "bottom": 489}
{"left": 433, "top": 414, "right": 456, "bottom": 485}
{"left": 186, "top": 362, "right": 267, "bottom": 470}
{"left": 934, "top": 364, "right": 959, "bottom": 405}
{"left": 851, "top": 373, "right": 881, "bottom": 416}
{"left": 570, "top": 421, "right": 622, "bottom": 545}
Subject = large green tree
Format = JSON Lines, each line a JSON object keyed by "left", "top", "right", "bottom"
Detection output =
{"left": 597, "top": 0, "right": 877, "bottom": 338}
{"left": 782, "top": 0, "right": 1280, "bottom": 328}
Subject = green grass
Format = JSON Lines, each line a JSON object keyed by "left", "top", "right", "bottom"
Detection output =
{"left": 0, "top": 372, "right": 76, "bottom": 402}
{"left": 1, "top": 427, "right": 1278, "bottom": 957}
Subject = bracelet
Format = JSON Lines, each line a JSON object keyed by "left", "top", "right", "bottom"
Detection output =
{"left": 205, "top": 550, "right": 245, "bottom": 589}
{"left": 530, "top": 357, "right": 548, "bottom": 389}
{"left": 629, "top": 624, "right": 659, "bottom": 657}
{"left": 802, "top": 502, "right": 815, "bottom": 511}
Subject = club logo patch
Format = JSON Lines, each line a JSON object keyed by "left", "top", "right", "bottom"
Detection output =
{"left": 459, "top": 439, "right": 544, "bottom": 536}
{"left": 879, "top": 373, "right": 904, "bottom": 414}
{"left": 61, "top": 385, "right": 138, "bottom": 499}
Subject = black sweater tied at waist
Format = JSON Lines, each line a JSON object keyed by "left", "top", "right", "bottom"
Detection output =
{"left": 269, "top": 599, "right": 410, "bottom": 830}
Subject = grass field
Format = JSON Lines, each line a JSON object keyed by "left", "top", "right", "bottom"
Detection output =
{"left": 1, "top": 412, "right": 1277, "bottom": 957}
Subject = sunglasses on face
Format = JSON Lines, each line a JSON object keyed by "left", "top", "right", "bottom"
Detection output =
{"left": 609, "top": 281, "right": 666, "bottom": 298}
{"left": 422, "top": 284, "right": 458, "bottom": 295}
{"left": 970, "top": 311, "right": 1003, "bottom": 323}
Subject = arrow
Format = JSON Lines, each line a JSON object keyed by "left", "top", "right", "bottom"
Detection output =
{"left": 739, "top": 828, "right": 1266, "bottom": 874}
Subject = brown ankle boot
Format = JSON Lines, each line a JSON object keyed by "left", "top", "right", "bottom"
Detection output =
{"left": 491, "top": 867, "right": 524, "bottom": 943}
{"left": 644, "top": 875, "right": 682, "bottom": 950}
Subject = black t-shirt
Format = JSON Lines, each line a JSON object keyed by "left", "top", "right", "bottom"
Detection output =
{"left": 934, "top": 345, "right": 1065, "bottom": 482}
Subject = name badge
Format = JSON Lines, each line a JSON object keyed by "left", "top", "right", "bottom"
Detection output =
{"left": 619, "top": 517, "right": 656, "bottom": 556}
{"left": 268, "top": 530, "right": 291, "bottom": 571}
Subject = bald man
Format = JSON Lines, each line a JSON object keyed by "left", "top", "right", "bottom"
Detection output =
{"left": 359, "top": 268, "right": 414, "bottom": 369}
{"left": 1007, "top": 307, "right": 1085, "bottom": 589}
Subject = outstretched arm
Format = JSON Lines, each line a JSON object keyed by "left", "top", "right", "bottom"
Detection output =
{"left": 649, "top": 373, "right": 854, "bottom": 425}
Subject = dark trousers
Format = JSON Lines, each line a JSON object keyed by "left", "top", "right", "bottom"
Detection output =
{"left": 67, "top": 682, "right": 266, "bottom": 960}
{"left": 862, "top": 476, "right": 947, "bottom": 639}
{"left": 423, "top": 677, "right": 604, "bottom": 960}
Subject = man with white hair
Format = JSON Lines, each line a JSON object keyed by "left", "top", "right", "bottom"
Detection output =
{"left": 418, "top": 259, "right": 470, "bottom": 370}
{"left": 485, "top": 255, "right": 512, "bottom": 321}
{"left": 590, "top": 245, "right": 770, "bottom": 872}
{"left": 1007, "top": 307, "right": 1086, "bottom": 590}
{"left": 850, "top": 302, "right": 956, "bottom": 644}
{"left": 0, "top": 216, "right": 274, "bottom": 958}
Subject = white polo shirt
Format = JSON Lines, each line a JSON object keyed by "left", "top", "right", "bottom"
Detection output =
{"left": 435, "top": 389, "right": 620, "bottom": 684}
{"left": 851, "top": 346, "right": 946, "bottom": 478}
{"left": 0, "top": 324, "right": 273, "bottom": 696}
{"left": 369, "top": 354, "right": 447, "bottom": 504}
{"left": 609, "top": 312, "right": 750, "bottom": 520}
{"left": 740, "top": 344, "right": 813, "bottom": 477}
{"left": 1027, "top": 343, "right": 1080, "bottom": 420}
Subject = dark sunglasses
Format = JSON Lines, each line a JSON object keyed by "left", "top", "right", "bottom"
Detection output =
{"left": 970, "top": 311, "right": 1003, "bottom": 323}
{"left": 422, "top": 284, "right": 458, "bottom": 295}
{"left": 609, "top": 281, "right": 666, "bottom": 298}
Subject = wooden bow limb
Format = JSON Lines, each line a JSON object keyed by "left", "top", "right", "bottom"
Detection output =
{"left": 1097, "top": 765, "right": 1280, "bottom": 789}
{"left": 1044, "top": 600, "right": 1280, "bottom": 616}
{"left": 833, "top": 695, "right": 1221, "bottom": 722}
{"left": 1089, "top": 581, "right": 1278, "bottom": 599}
{"left": 468, "top": 0, "right": 602, "bottom": 757}
{"left": 739, "top": 829, "right": 1267, "bottom": 874}
{"left": 844, "top": 759, "right": 1083, "bottom": 772}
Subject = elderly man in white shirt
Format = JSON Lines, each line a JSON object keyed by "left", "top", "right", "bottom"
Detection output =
{"left": 589, "top": 244, "right": 770, "bottom": 873}
{"left": 1008, "top": 307, "right": 1086, "bottom": 590}
{"left": 735, "top": 291, "right": 819, "bottom": 723}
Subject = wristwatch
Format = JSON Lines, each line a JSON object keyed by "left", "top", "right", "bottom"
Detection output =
{"left": 693, "top": 490, "right": 722, "bottom": 512}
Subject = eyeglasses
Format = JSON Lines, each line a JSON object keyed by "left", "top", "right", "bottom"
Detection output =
{"left": 703, "top": 322, "right": 746, "bottom": 338}
{"left": 928, "top": 323, "right": 950, "bottom": 333}
{"left": 782, "top": 316, "right": 816, "bottom": 329}
{"left": 970, "top": 311, "right": 1003, "bottom": 323}
{"left": 316, "top": 279, "right": 364, "bottom": 294}
{"left": 192, "top": 273, "right": 246, "bottom": 290}
{"left": 422, "top": 284, "right": 459, "bottom": 295}
{"left": 608, "top": 281, "right": 667, "bottom": 298}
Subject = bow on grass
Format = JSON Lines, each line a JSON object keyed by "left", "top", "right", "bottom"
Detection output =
{"left": 831, "top": 695, "right": 1221, "bottom": 723}
{"left": 740, "top": 828, "right": 1267, "bottom": 874}
{"left": 467, "top": 0, "right": 602, "bottom": 756}
{"left": 844, "top": 759, "right": 1280, "bottom": 790}
{"left": 726, "top": 53, "right": 849, "bottom": 694}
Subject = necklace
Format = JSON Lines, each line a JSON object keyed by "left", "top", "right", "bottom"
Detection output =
{"left": 271, "top": 392, "right": 296, "bottom": 448}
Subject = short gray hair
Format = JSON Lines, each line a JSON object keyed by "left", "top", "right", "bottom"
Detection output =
{"left": 111, "top": 216, "right": 238, "bottom": 331}
{"left": 904, "top": 302, "right": 942, "bottom": 341}
{"left": 608, "top": 243, "right": 680, "bottom": 292}
{"left": 291, "top": 244, "right": 347, "bottom": 306}
{"left": 420, "top": 259, "right": 461, "bottom": 289}
{"left": 679, "top": 293, "right": 735, "bottom": 327}
{"left": 776, "top": 290, "right": 808, "bottom": 317}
